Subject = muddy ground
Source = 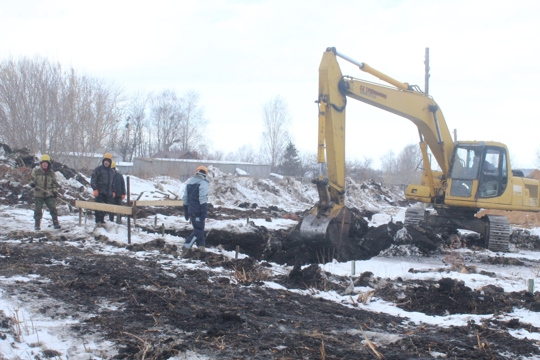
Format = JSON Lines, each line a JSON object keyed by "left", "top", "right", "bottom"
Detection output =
{"left": 2, "top": 212, "right": 540, "bottom": 359}
{"left": 2, "top": 152, "right": 540, "bottom": 358}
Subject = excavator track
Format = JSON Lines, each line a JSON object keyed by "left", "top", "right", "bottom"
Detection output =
{"left": 404, "top": 208, "right": 425, "bottom": 226}
{"left": 485, "top": 215, "right": 511, "bottom": 252}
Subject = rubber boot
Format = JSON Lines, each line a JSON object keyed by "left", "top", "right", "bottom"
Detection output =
{"left": 183, "top": 236, "right": 197, "bottom": 250}
{"left": 198, "top": 246, "right": 206, "bottom": 252}
{"left": 53, "top": 216, "right": 61, "bottom": 229}
{"left": 116, "top": 215, "right": 122, "bottom": 224}
{"left": 34, "top": 219, "right": 41, "bottom": 231}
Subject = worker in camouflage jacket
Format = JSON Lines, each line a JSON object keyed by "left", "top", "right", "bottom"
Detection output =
{"left": 91, "top": 153, "right": 116, "bottom": 226}
{"left": 182, "top": 165, "right": 209, "bottom": 252}
{"left": 29, "top": 154, "right": 61, "bottom": 230}
{"left": 109, "top": 161, "right": 126, "bottom": 223}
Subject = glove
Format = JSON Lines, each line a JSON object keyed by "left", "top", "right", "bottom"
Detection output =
{"left": 183, "top": 205, "right": 190, "bottom": 221}
{"left": 52, "top": 192, "right": 57, "bottom": 198}
{"left": 30, "top": 183, "right": 36, "bottom": 188}
{"left": 112, "top": 192, "right": 116, "bottom": 198}
{"left": 93, "top": 189, "right": 98, "bottom": 197}
{"left": 121, "top": 194, "right": 125, "bottom": 200}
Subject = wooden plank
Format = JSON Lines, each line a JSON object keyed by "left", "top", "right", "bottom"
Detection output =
{"left": 133, "top": 200, "right": 184, "bottom": 207}
{"left": 75, "top": 200, "right": 134, "bottom": 215}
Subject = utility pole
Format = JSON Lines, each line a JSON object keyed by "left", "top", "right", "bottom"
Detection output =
{"left": 424, "top": 47, "right": 430, "bottom": 95}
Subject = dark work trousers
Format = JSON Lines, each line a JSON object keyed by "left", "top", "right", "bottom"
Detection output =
{"left": 109, "top": 196, "right": 123, "bottom": 222}
{"left": 34, "top": 196, "right": 58, "bottom": 220}
{"left": 95, "top": 193, "right": 112, "bottom": 223}
{"left": 185, "top": 213, "right": 207, "bottom": 248}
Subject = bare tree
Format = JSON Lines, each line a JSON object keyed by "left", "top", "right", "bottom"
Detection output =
{"left": 0, "top": 56, "right": 123, "bottom": 164}
{"left": 0, "top": 56, "right": 58, "bottom": 152}
{"left": 178, "top": 91, "right": 207, "bottom": 152}
{"left": 120, "top": 93, "right": 149, "bottom": 161}
{"left": 396, "top": 143, "right": 422, "bottom": 184}
{"left": 300, "top": 151, "right": 320, "bottom": 178}
{"left": 149, "top": 90, "right": 182, "bottom": 153}
{"left": 148, "top": 90, "right": 207, "bottom": 154}
{"left": 346, "top": 156, "right": 378, "bottom": 182}
{"left": 380, "top": 150, "right": 398, "bottom": 185}
{"left": 61, "top": 74, "right": 122, "bottom": 164}
{"left": 260, "top": 96, "right": 290, "bottom": 170}
{"left": 235, "top": 144, "right": 259, "bottom": 163}
{"left": 205, "top": 149, "right": 225, "bottom": 161}
{"left": 380, "top": 144, "right": 422, "bottom": 185}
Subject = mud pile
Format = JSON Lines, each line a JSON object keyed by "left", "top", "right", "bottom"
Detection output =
{"left": 0, "top": 145, "right": 92, "bottom": 207}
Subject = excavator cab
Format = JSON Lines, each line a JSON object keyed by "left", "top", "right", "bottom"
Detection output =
{"left": 448, "top": 143, "right": 509, "bottom": 200}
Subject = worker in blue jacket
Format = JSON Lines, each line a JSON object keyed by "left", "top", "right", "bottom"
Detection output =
{"left": 182, "top": 165, "right": 209, "bottom": 252}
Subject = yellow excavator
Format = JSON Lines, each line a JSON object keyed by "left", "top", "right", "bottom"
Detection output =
{"left": 300, "top": 47, "right": 540, "bottom": 253}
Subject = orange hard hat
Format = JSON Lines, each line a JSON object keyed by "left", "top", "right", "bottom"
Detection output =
{"left": 196, "top": 165, "right": 208, "bottom": 175}
{"left": 103, "top": 152, "right": 113, "bottom": 160}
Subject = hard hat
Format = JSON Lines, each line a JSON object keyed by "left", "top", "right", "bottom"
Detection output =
{"left": 196, "top": 165, "right": 208, "bottom": 175}
{"left": 103, "top": 153, "right": 113, "bottom": 160}
{"left": 111, "top": 161, "right": 116, "bottom": 169}
{"left": 41, "top": 154, "right": 51, "bottom": 162}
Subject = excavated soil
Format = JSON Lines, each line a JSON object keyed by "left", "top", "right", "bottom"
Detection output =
{"left": 1, "top": 238, "right": 540, "bottom": 359}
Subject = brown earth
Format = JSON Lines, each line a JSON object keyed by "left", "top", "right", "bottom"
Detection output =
{"left": 1, "top": 235, "right": 540, "bottom": 359}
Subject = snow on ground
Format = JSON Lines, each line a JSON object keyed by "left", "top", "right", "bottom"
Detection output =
{"left": 1, "top": 166, "right": 540, "bottom": 359}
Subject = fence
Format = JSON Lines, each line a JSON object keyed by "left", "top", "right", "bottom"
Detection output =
{"left": 54, "top": 154, "right": 271, "bottom": 179}
{"left": 126, "top": 158, "right": 270, "bottom": 180}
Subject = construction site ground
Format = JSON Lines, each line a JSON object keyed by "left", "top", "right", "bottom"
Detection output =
{"left": 2, "top": 149, "right": 540, "bottom": 359}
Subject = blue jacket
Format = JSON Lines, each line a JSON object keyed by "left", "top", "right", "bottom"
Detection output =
{"left": 182, "top": 174, "right": 209, "bottom": 215}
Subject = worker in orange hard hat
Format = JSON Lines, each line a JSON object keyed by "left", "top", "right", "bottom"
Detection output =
{"left": 109, "top": 161, "right": 126, "bottom": 223}
{"left": 182, "top": 165, "right": 210, "bottom": 254}
{"left": 90, "top": 152, "right": 116, "bottom": 228}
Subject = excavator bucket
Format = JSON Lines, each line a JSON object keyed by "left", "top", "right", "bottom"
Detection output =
{"left": 299, "top": 213, "right": 334, "bottom": 241}
{"left": 299, "top": 205, "right": 354, "bottom": 258}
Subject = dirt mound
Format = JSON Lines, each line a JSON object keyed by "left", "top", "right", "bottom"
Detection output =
{"left": 0, "top": 147, "right": 94, "bottom": 208}
{"left": 377, "top": 277, "right": 540, "bottom": 316}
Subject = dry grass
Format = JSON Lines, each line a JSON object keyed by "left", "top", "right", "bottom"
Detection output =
{"left": 232, "top": 265, "right": 271, "bottom": 283}
{"left": 361, "top": 328, "right": 385, "bottom": 359}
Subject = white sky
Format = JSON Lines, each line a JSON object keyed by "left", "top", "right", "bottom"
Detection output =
{"left": 1, "top": 0, "right": 539, "bottom": 168}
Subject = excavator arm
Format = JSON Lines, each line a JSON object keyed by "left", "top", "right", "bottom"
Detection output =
{"left": 325, "top": 47, "right": 455, "bottom": 177}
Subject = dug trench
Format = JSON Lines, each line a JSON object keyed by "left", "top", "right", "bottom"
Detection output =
{"left": 160, "top": 205, "right": 526, "bottom": 266}
{"left": 2, "top": 235, "right": 540, "bottom": 359}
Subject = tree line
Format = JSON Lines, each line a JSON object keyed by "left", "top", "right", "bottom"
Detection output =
{"left": 0, "top": 56, "right": 208, "bottom": 163}
{"left": 0, "top": 56, "right": 423, "bottom": 185}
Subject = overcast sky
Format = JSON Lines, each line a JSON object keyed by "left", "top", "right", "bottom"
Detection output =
{"left": 1, "top": 0, "right": 539, "bottom": 168}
